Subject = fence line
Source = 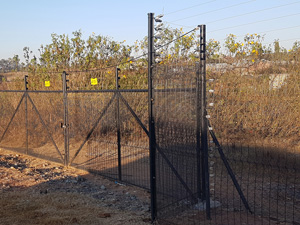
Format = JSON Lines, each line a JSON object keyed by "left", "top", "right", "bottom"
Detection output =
{"left": 0, "top": 16, "right": 299, "bottom": 224}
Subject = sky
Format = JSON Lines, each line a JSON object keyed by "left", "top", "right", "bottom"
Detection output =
{"left": 1, "top": 0, "right": 300, "bottom": 61}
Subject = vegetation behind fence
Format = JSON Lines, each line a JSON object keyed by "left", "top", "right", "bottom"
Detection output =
{"left": 0, "top": 23, "right": 299, "bottom": 224}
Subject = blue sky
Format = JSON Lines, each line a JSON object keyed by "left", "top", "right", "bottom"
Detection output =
{"left": 1, "top": 0, "right": 299, "bottom": 61}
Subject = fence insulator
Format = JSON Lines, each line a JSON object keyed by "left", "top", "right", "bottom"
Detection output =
{"left": 208, "top": 103, "right": 214, "bottom": 107}
{"left": 155, "top": 31, "right": 163, "bottom": 36}
{"left": 155, "top": 14, "right": 164, "bottom": 19}
{"left": 210, "top": 173, "right": 215, "bottom": 177}
{"left": 208, "top": 127, "right": 213, "bottom": 130}
{"left": 209, "top": 89, "right": 214, "bottom": 93}
{"left": 155, "top": 36, "right": 162, "bottom": 39}
{"left": 155, "top": 58, "right": 162, "bottom": 63}
{"left": 206, "top": 115, "right": 211, "bottom": 118}
{"left": 155, "top": 23, "right": 163, "bottom": 29}
{"left": 155, "top": 18, "right": 162, "bottom": 23}
{"left": 208, "top": 79, "right": 214, "bottom": 82}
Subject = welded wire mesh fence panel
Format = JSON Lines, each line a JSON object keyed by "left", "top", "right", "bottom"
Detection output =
{"left": 26, "top": 92, "right": 64, "bottom": 163}
{"left": 153, "top": 62, "right": 203, "bottom": 223}
{"left": 206, "top": 54, "right": 300, "bottom": 224}
{"left": 68, "top": 92, "right": 119, "bottom": 180}
{"left": 67, "top": 89, "right": 150, "bottom": 188}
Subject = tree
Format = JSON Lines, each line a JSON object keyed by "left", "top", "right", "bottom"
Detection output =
{"left": 12, "top": 55, "right": 20, "bottom": 71}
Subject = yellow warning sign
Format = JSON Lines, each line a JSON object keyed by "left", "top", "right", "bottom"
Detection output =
{"left": 45, "top": 81, "right": 50, "bottom": 87}
{"left": 91, "top": 78, "right": 98, "bottom": 86}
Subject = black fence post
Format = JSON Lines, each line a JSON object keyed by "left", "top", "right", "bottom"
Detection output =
{"left": 148, "top": 12, "right": 157, "bottom": 223}
{"left": 24, "top": 75, "right": 28, "bottom": 154}
{"left": 199, "top": 24, "right": 211, "bottom": 219}
{"left": 62, "top": 71, "right": 69, "bottom": 166}
{"left": 116, "top": 67, "right": 122, "bottom": 181}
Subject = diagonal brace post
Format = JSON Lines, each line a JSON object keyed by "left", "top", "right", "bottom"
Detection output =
{"left": 208, "top": 119, "right": 253, "bottom": 214}
{"left": 156, "top": 144, "right": 198, "bottom": 203}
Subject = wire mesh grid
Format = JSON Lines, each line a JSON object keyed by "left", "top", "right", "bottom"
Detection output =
{"left": 205, "top": 53, "right": 300, "bottom": 224}
{"left": 153, "top": 61, "right": 203, "bottom": 223}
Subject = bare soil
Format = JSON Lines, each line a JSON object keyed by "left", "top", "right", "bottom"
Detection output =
{"left": 0, "top": 148, "right": 151, "bottom": 225}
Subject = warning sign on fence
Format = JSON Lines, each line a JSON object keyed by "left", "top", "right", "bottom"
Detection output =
{"left": 45, "top": 81, "right": 50, "bottom": 87}
{"left": 91, "top": 78, "right": 98, "bottom": 85}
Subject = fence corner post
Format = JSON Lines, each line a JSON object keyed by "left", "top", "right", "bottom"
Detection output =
{"left": 199, "top": 24, "right": 211, "bottom": 220}
{"left": 148, "top": 12, "right": 157, "bottom": 223}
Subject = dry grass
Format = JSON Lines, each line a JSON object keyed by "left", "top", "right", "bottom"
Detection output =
{"left": 0, "top": 148, "right": 151, "bottom": 225}
{"left": 0, "top": 191, "right": 146, "bottom": 225}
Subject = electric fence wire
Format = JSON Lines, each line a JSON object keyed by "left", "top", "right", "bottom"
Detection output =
{"left": 163, "top": 0, "right": 216, "bottom": 16}
{"left": 233, "top": 25, "right": 300, "bottom": 38}
{"left": 207, "top": 12, "right": 300, "bottom": 34}
{"left": 168, "top": 0, "right": 256, "bottom": 23}
{"left": 164, "top": 1, "right": 300, "bottom": 30}
{"left": 154, "top": 27, "right": 199, "bottom": 52}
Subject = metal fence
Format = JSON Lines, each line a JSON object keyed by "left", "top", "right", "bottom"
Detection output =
{"left": 0, "top": 14, "right": 299, "bottom": 225}
{"left": 0, "top": 69, "right": 150, "bottom": 190}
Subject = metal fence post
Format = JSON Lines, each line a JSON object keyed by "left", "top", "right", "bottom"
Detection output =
{"left": 24, "top": 75, "right": 29, "bottom": 154}
{"left": 148, "top": 12, "right": 157, "bottom": 223}
{"left": 116, "top": 67, "right": 122, "bottom": 181}
{"left": 62, "top": 71, "right": 69, "bottom": 166}
{"left": 199, "top": 24, "right": 211, "bottom": 219}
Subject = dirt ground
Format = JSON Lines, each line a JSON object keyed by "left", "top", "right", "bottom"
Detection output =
{"left": 0, "top": 148, "right": 151, "bottom": 225}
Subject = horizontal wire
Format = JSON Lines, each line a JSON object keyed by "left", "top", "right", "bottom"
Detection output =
{"left": 169, "top": 0, "right": 256, "bottom": 23}
{"left": 165, "top": 1, "right": 300, "bottom": 29}
{"left": 262, "top": 37, "right": 300, "bottom": 46}
{"left": 206, "top": 1, "right": 300, "bottom": 25}
{"left": 208, "top": 13, "right": 300, "bottom": 33}
{"left": 164, "top": 0, "right": 216, "bottom": 15}
{"left": 155, "top": 27, "right": 199, "bottom": 52}
{"left": 234, "top": 25, "right": 300, "bottom": 38}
